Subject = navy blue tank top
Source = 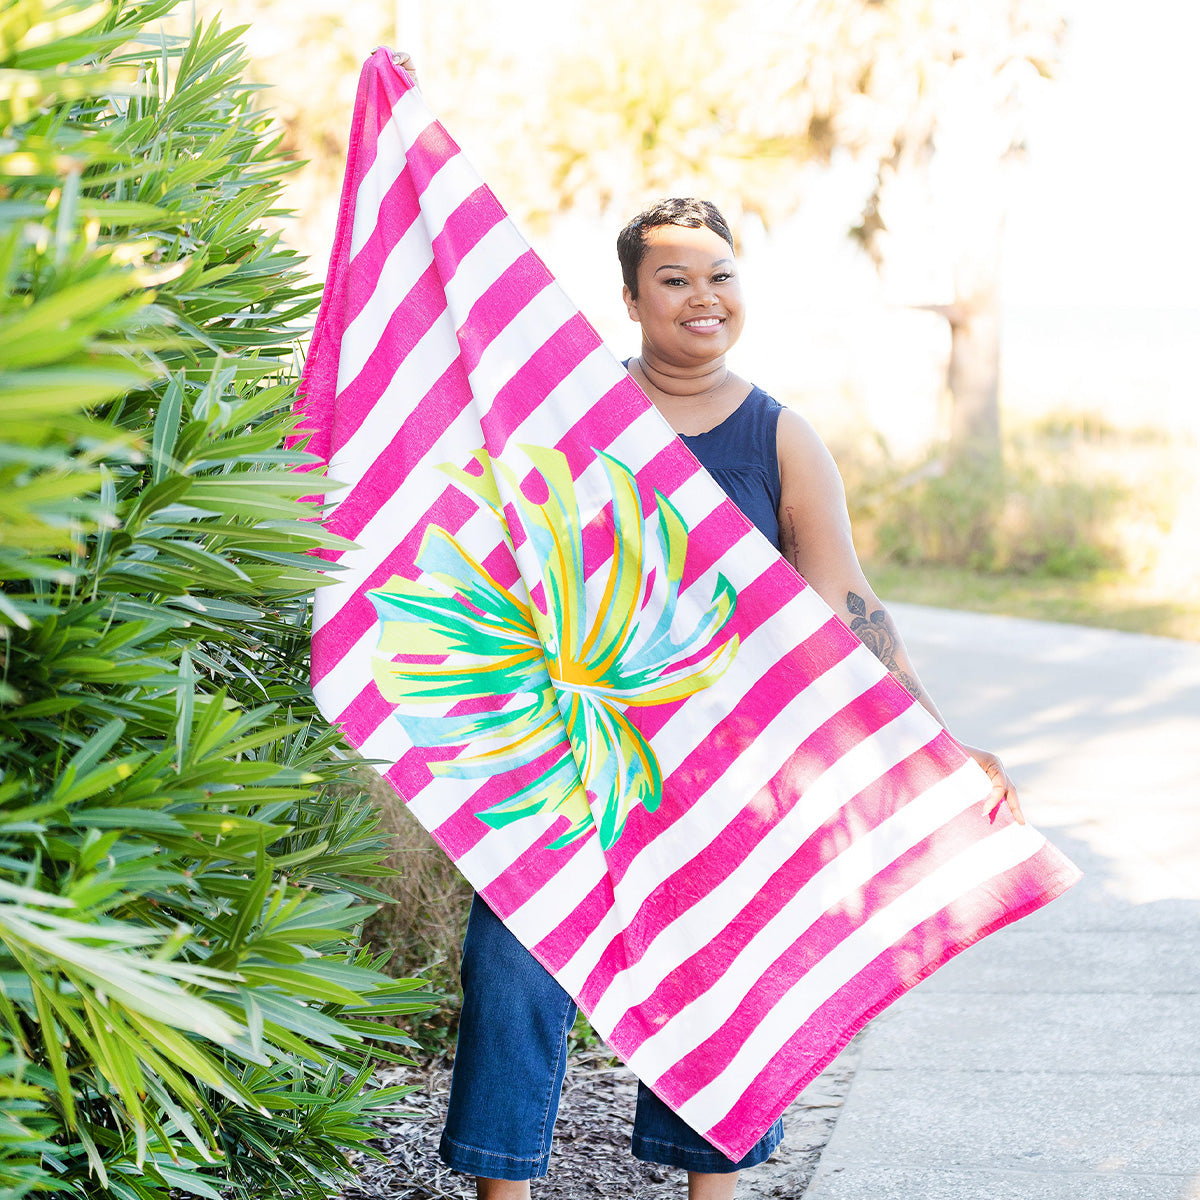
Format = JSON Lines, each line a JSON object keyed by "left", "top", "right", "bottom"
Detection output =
{"left": 680, "top": 386, "right": 783, "bottom": 549}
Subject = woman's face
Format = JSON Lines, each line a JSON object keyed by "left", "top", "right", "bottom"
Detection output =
{"left": 623, "top": 224, "right": 745, "bottom": 368}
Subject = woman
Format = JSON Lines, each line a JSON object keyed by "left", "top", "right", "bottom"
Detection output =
{"left": 440, "top": 196, "right": 1024, "bottom": 1200}
{"left": 390, "top": 49, "right": 1023, "bottom": 1200}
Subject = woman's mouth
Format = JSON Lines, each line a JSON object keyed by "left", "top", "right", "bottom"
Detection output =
{"left": 682, "top": 316, "right": 723, "bottom": 330}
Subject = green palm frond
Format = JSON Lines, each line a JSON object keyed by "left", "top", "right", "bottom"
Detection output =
{"left": 1, "top": 2, "right": 434, "bottom": 1196}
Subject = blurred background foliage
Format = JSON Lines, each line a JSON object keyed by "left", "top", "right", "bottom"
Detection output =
{"left": 0, "top": 1, "right": 434, "bottom": 1195}
{"left": 189, "top": 0, "right": 1198, "bottom": 636}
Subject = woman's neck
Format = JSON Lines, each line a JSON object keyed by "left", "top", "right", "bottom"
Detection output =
{"left": 633, "top": 351, "right": 731, "bottom": 402}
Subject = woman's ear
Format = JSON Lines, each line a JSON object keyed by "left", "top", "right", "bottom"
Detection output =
{"left": 623, "top": 285, "right": 639, "bottom": 322}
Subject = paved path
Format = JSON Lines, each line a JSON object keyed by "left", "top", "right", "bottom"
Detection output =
{"left": 803, "top": 606, "right": 1200, "bottom": 1200}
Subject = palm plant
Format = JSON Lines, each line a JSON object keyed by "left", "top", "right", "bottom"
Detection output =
{"left": 1, "top": 2, "right": 432, "bottom": 1196}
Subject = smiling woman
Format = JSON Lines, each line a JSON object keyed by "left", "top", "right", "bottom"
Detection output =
{"left": 430, "top": 192, "right": 1029, "bottom": 1200}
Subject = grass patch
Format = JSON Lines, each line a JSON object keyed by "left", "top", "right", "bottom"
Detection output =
{"left": 829, "top": 410, "right": 1198, "bottom": 641}
{"left": 864, "top": 561, "right": 1200, "bottom": 642}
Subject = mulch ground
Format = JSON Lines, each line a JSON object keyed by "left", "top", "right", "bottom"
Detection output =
{"left": 339, "top": 1039, "right": 860, "bottom": 1199}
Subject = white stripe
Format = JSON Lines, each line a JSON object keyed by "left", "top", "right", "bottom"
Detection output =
{"left": 669, "top": 820, "right": 1047, "bottom": 1131}
{"left": 465, "top": 281, "right": 583, "bottom": 406}
{"left": 348, "top": 92, "right": 430, "bottom": 260}
{"left": 414, "top": 152, "right": 484, "bottom": 244}
{"left": 618, "top": 759, "right": 988, "bottom": 1071}
{"left": 581, "top": 699, "right": 949, "bottom": 1033}
{"left": 336, "top": 219, "right": 434, "bottom": 395}
{"left": 442, "top": 219, "right": 530, "bottom": 327}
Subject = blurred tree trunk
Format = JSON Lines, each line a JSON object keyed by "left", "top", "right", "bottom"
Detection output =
{"left": 943, "top": 215, "right": 1005, "bottom": 474}
{"left": 946, "top": 302, "right": 1002, "bottom": 471}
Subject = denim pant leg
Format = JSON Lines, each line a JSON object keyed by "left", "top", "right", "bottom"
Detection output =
{"left": 632, "top": 1081, "right": 784, "bottom": 1173}
{"left": 439, "top": 894, "right": 578, "bottom": 1180}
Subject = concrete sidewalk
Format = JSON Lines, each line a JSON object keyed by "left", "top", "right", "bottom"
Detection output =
{"left": 803, "top": 606, "right": 1200, "bottom": 1200}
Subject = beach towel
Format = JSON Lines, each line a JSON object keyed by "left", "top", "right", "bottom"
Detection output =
{"left": 295, "top": 48, "right": 1081, "bottom": 1160}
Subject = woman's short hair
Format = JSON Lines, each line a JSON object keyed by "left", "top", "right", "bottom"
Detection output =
{"left": 617, "top": 198, "right": 735, "bottom": 298}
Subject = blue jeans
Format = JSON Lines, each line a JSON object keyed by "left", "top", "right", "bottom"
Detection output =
{"left": 439, "top": 894, "right": 784, "bottom": 1180}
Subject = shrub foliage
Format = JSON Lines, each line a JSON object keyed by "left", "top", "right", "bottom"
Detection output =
{"left": 1, "top": 2, "right": 431, "bottom": 1196}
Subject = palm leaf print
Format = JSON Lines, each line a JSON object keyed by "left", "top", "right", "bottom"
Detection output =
{"left": 369, "top": 446, "right": 738, "bottom": 850}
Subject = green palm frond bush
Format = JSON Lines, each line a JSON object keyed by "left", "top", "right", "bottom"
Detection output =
{"left": 1, "top": 2, "right": 433, "bottom": 1196}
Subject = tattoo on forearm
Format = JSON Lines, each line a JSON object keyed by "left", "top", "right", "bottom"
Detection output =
{"left": 784, "top": 506, "right": 802, "bottom": 572}
{"left": 845, "top": 591, "right": 921, "bottom": 699}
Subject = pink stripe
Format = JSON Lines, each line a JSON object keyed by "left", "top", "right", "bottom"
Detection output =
{"left": 479, "top": 313, "right": 604, "bottom": 451}
{"left": 575, "top": 677, "right": 922, "bottom": 1011}
{"left": 329, "top": 262, "right": 447, "bottom": 457}
{"left": 403, "top": 118, "right": 463, "bottom": 194}
{"left": 430, "top": 186, "right": 507, "bottom": 278}
{"left": 336, "top": 682, "right": 396, "bottom": 747}
{"left": 561, "top": 375, "right": 665, "bottom": 472}
{"left": 596, "top": 730, "right": 963, "bottom": 1039}
{"left": 645, "top": 803, "right": 1006, "bottom": 1103}
{"left": 323, "top": 359, "right": 472, "bottom": 553}
{"left": 456, "top": 250, "right": 553, "bottom": 375}
{"left": 699, "top": 839, "right": 1082, "bottom": 1161}
{"left": 363, "top": 49, "right": 413, "bottom": 152}
{"left": 311, "top": 486, "right": 477, "bottom": 686}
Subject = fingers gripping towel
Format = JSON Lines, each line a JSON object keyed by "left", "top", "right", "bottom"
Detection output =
{"left": 296, "top": 49, "right": 1081, "bottom": 1160}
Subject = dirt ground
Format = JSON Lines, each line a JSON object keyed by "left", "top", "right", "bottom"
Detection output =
{"left": 339, "top": 1039, "right": 859, "bottom": 1200}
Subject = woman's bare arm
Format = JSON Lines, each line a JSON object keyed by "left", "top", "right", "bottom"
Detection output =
{"left": 775, "top": 408, "right": 1024, "bottom": 823}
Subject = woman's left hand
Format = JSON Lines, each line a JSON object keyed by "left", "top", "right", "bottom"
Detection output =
{"left": 961, "top": 743, "right": 1025, "bottom": 825}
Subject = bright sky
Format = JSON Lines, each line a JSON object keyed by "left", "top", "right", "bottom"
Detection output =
{"left": 401, "top": 0, "right": 1199, "bottom": 433}
{"left": 1006, "top": 0, "right": 1200, "bottom": 310}
{"left": 448, "top": 0, "right": 1200, "bottom": 315}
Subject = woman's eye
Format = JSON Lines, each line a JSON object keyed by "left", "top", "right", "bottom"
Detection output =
{"left": 712, "top": 273, "right": 733, "bottom": 283}
{"left": 665, "top": 277, "right": 687, "bottom": 286}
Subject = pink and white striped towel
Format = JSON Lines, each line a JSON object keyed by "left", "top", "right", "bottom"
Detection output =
{"left": 296, "top": 49, "right": 1080, "bottom": 1159}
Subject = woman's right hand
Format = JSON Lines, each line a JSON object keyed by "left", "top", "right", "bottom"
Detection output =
{"left": 391, "top": 50, "right": 419, "bottom": 84}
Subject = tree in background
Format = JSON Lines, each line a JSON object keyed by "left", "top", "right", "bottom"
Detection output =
{"left": 846, "top": 0, "right": 1064, "bottom": 474}
{"left": 523, "top": 0, "right": 1063, "bottom": 477}
{"left": 193, "top": 0, "right": 1063, "bottom": 480}
{"left": 0, "top": 2, "right": 431, "bottom": 1196}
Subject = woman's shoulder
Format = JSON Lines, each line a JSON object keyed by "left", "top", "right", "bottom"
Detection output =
{"left": 773, "top": 402, "right": 842, "bottom": 484}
